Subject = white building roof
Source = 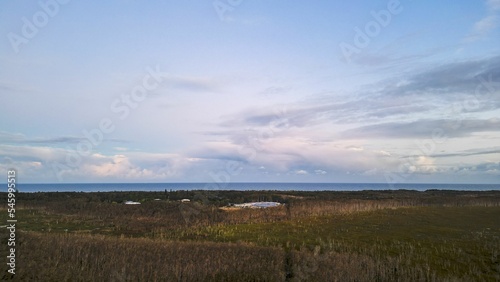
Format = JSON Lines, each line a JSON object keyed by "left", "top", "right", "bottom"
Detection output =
{"left": 124, "top": 201, "right": 141, "bottom": 205}
{"left": 233, "top": 202, "right": 281, "bottom": 208}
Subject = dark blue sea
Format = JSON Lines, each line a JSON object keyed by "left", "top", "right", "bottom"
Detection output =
{"left": 16, "top": 183, "right": 500, "bottom": 192}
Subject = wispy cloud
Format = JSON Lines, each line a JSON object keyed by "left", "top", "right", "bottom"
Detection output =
{"left": 0, "top": 81, "right": 35, "bottom": 93}
{"left": 464, "top": 0, "right": 500, "bottom": 42}
{"left": 342, "top": 118, "right": 500, "bottom": 139}
{"left": 193, "top": 54, "right": 500, "bottom": 182}
{"left": 216, "top": 55, "right": 500, "bottom": 133}
{"left": 430, "top": 147, "right": 500, "bottom": 158}
{"left": 0, "top": 131, "right": 25, "bottom": 142}
{"left": 189, "top": 137, "right": 399, "bottom": 178}
{"left": 450, "top": 161, "right": 500, "bottom": 175}
{"left": 0, "top": 131, "right": 127, "bottom": 145}
{"left": 160, "top": 75, "right": 219, "bottom": 94}
{"left": 394, "top": 56, "right": 500, "bottom": 95}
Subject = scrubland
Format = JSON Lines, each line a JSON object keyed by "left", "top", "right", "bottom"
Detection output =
{"left": 1, "top": 189, "right": 499, "bottom": 281}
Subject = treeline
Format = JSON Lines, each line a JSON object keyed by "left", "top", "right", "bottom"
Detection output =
{"left": 3, "top": 189, "right": 500, "bottom": 208}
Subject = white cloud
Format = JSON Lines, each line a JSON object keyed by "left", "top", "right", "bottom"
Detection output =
{"left": 407, "top": 156, "right": 438, "bottom": 174}
{"left": 81, "top": 155, "right": 149, "bottom": 178}
{"left": 0, "top": 143, "right": 192, "bottom": 182}
{"left": 293, "top": 169, "right": 309, "bottom": 175}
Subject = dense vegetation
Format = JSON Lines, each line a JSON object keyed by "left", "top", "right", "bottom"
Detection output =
{"left": 1, "top": 189, "right": 499, "bottom": 281}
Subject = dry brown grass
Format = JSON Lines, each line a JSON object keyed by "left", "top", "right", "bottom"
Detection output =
{"left": 9, "top": 232, "right": 285, "bottom": 281}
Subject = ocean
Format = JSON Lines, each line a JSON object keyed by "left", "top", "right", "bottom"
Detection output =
{"left": 16, "top": 183, "right": 500, "bottom": 192}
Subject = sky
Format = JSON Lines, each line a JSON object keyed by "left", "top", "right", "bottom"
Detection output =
{"left": 1, "top": 0, "right": 500, "bottom": 184}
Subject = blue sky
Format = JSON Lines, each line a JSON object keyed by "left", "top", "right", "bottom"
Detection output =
{"left": 1, "top": 0, "right": 500, "bottom": 184}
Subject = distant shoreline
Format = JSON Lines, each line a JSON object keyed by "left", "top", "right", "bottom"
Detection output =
{"left": 9, "top": 182, "right": 500, "bottom": 193}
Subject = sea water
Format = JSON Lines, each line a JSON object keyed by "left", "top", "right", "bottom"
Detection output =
{"left": 17, "top": 182, "right": 500, "bottom": 192}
